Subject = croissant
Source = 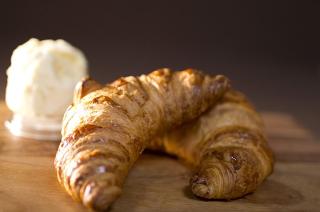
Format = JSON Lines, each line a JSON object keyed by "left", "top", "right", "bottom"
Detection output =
{"left": 54, "top": 68, "right": 230, "bottom": 210}
{"left": 149, "top": 90, "right": 274, "bottom": 199}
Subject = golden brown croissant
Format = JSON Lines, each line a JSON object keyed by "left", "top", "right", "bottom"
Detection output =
{"left": 54, "top": 68, "right": 230, "bottom": 210}
{"left": 149, "top": 90, "right": 274, "bottom": 199}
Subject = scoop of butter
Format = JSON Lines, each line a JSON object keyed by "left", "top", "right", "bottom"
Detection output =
{"left": 5, "top": 38, "right": 88, "bottom": 140}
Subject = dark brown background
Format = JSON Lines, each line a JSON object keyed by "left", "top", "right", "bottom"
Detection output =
{"left": 0, "top": 0, "right": 319, "bottom": 137}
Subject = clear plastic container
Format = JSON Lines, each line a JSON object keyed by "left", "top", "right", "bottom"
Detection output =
{"left": 5, "top": 114, "right": 62, "bottom": 141}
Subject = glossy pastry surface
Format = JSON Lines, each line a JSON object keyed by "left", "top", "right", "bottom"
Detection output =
{"left": 55, "top": 68, "right": 230, "bottom": 210}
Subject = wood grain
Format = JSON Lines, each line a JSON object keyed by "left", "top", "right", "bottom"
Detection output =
{"left": 0, "top": 102, "right": 319, "bottom": 212}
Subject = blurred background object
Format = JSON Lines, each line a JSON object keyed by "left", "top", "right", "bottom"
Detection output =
{"left": 0, "top": 0, "right": 319, "bottom": 137}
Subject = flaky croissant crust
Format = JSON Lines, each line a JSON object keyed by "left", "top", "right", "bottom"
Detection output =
{"left": 55, "top": 68, "right": 231, "bottom": 210}
{"left": 150, "top": 90, "right": 274, "bottom": 199}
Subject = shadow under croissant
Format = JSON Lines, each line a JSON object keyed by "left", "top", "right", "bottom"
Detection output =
{"left": 242, "top": 179, "right": 304, "bottom": 205}
{"left": 183, "top": 179, "right": 304, "bottom": 206}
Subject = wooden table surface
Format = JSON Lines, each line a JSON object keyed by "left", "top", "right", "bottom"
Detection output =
{"left": 0, "top": 102, "right": 319, "bottom": 212}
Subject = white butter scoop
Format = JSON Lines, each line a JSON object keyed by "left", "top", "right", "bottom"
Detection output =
{"left": 5, "top": 38, "right": 88, "bottom": 140}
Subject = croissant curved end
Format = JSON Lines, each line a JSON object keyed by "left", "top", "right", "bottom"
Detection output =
{"left": 190, "top": 175, "right": 213, "bottom": 199}
{"left": 82, "top": 183, "right": 122, "bottom": 211}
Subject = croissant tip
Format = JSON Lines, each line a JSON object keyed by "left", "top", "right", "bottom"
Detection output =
{"left": 190, "top": 175, "right": 213, "bottom": 199}
{"left": 82, "top": 184, "right": 122, "bottom": 211}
